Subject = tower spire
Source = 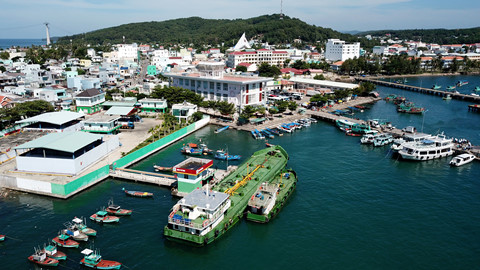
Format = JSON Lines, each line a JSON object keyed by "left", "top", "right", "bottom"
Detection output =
{"left": 280, "top": 0, "right": 284, "bottom": 20}
{"left": 44, "top": 22, "right": 51, "bottom": 46}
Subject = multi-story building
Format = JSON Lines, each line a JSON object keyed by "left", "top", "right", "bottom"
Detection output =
{"left": 116, "top": 43, "right": 138, "bottom": 62}
{"left": 166, "top": 62, "right": 272, "bottom": 109}
{"left": 227, "top": 49, "right": 288, "bottom": 68}
{"left": 325, "top": 39, "right": 360, "bottom": 61}
{"left": 75, "top": 88, "right": 106, "bottom": 114}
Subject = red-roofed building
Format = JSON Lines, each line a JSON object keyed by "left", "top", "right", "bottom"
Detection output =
{"left": 280, "top": 68, "right": 309, "bottom": 76}
{"left": 330, "top": 61, "right": 344, "bottom": 71}
{"left": 0, "top": 96, "right": 13, "bottom": 109}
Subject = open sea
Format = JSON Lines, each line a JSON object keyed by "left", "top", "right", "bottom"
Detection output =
{"left": 1, "top": 75, "right": 479, "bottom": 269}
{"left": 0, "top": 39, "right": 45, "bottom": 49}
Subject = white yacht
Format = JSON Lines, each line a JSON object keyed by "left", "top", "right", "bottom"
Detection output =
{"left": 398, "top": 133, "right": 454, "bottom": 161}
{"left": 391, "top": 132, "right": 434, "bottom": 152}
{"left": 360, "top": 131, "right": 380, "bottom": 144}
{"left": 449, "top": 154, "right": 476, "bottom": 167}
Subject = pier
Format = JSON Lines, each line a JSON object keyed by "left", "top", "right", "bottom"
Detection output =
{"left": 356, "top": 77, "right": 480, "bottom": 103}
{"left": 110, "top": 167, "right": 177, "bottom": 187}
{"left": 468, "top": 104, "right": 480, "bottom": 112}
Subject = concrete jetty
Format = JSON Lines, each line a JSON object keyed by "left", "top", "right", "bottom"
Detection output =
{"left": 357, "top": 77, "right": 480, "bottom": 103}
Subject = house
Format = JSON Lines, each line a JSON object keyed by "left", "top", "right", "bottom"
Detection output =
{"left": 0, "top": 95, "right": 14, "bottom": 108}
{"left": 138, "top": 98, "right": 167, "bottom": 113}
{"left": 82, "top": 115, "right": 121, "bottom": 134}
{"left": 330, "top": 61, "right": 344, "bottom": 71}
{"left": 147, "top": 65, "right": 158, "bottom": 76}
{"left": 172, "top": 101, "right": 197, "bottom": 122}
{"left": 75, "top": 88, "right": 106, "bottom": 114}
{"left": 14, "top": 131, "right": 119, "bottom": 175}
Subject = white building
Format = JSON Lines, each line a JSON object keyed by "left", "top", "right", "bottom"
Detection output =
{"left": 116, "top": 43, "right": 138, "bottom": 62}
{"left": 166, "top": 62, "right": 272, "bottom": 109}
{"left": 227, "top": 49, "right": 288, "bottom": 68}
{"left": 325, "top": 39, "right": 360, "bottom": 61}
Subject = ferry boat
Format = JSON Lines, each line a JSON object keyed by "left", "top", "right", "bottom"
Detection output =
{"left": 90, "top": 210, "right": 120, "bottom": 224}
{"left": 123, "top": 188, "right": 153, "bottom": 198}
{"left": 72, "top": 217, "right": 97, "bottom": 236}
{"left": 43, "top": 243, "right": 67, "bottom": 261}
{"left": 80, "top": 248, "right": 122, "bottom": 270}
{"left": 449, "top": 153, "right": 476, "bottom": 167}
{"left": 52, "top": 233, "right": 79, "bottom": 248}
{"left": 391, "top": 133, "right": 434, "bottom": 152}
{"left": 456, "top": 80, "right": 468, "bottom": 87}
{"left": 432, "top": 84, "right": 442, "bottom": 90}
{"left": 373, "top": 133, "right": 393, "bottom": 147}
{"left": 246, "top": 169, "right": 297, "bottom": 223}
{"left": 164, "top": 145, "right": 290, "bottom": 246}
{"left": 398, "top": 133, "right": 454, "bottom": 161}
{"left": 28, "top": 248, "right": 60, "bottom": 267}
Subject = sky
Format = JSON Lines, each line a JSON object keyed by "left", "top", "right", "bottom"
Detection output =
{"left": 0, "top": 0, "right": 479, "bottom": 39}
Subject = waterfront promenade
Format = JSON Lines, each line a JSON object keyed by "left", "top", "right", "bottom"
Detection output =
{"left": 357, "top": 77, "right": 480, "bottom": 103}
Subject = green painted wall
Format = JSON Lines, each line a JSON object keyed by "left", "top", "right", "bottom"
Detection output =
{"left": 51, "top": 165, "right": 110, "bottom": 196}
{"left": 178, "top": 181, "right": 202, "bottom": 194}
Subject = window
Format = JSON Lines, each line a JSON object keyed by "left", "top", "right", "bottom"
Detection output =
{"left": 179, "top": 78, "right": 184, "bottom": 85}
{"left": 217, "top": 82, "right": 221, "bottom": 90}
{"left": 210, "top": 82, "right": 214, "bottom": 90}
{"left": 185, "top": 79, "right": 189, "bottom": 86}
{"left": 203, "top": 81, "right": 208, "bottom": 89}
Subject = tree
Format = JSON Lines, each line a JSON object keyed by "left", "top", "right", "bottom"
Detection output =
{"left": 313, "top": 74, "right": 325, "bottom": 80}
{"left": 77, "top": 68, "right": 86, "bottom": 75}
{"left": 310, "top": 94, "right": 328, "bottom": 103}
{"left": 0, "top": 51, "right": 9, "bottom": 60}
{"left": 239, "top": 105, "right": 256, "bottom": 120}
{"left": 258, "top": 63, "right": 281, "bottom": 78}
{"left": 287, "top": 101, "right": 298, "bottom": 112}
{"left": 217, "top": 101, "right": 235, "bottom": 116}
{"left": 235, "top": 65, "right": 247, "bottom": 72}
{"left": 275, "top": 100, "right": 288, "bottom": 113}
{"left": 191, "top": 111, "right": 203, "bottom": 122}
{"left": 0, "top": 66, "right": 6, "bottom": 73}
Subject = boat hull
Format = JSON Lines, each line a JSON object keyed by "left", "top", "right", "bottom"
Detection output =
{"left": 80, "top": 228, "right": 97, "bottom": 236}
{"left": 90, "top": 215, "right": 120, "bottom": 223}
{"left": 106, "top": 208, "right": 132, "bottom": 216}
{"left": 0, "top": 235, "right": 4, "bottom": 241}
{"left": 28, "top": 256, "right": 59, "bottom": 267}
{"left": 52, "top": 237, "right": 79, "bottom": 248}
{"left": 124, "top": 190, "right": 153, "bottom": 198}
{"left": 80, "top": 259, "right": 122, "bottom": 270}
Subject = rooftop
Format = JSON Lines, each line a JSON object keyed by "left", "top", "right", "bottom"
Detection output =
{"left": 83, "top": 115, "right": 120, "bottom": 123}
{"left": 105, "top": 106, "right": 135, "bottom": 116}
{"left": 289, "top": 77, "right": 359, "bottom": 89}
{"left": 180, "top": 188, "right": 229, "bottom": 211}
{"left": 76, "top": 88, "right": 103, "bottom": 98}
{"left": 15, "top": 131, "right": 103, "bottom": 153}
{"left": 16, "top": 111, "right": 85, "bottom": 125}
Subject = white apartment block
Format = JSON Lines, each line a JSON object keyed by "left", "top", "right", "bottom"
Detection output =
{"left": 325, "top": 39, "right": 360, "bottom": 61}
{"left": 116, "top": 43, "right": 138, "bottom": 61}
{"left": 166, "top": 62, "right": 272, "bottom": 108}
{"left": 227, "top": 49, "right": 288, "bottom": 68}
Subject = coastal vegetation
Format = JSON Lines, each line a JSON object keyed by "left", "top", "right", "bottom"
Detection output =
{"left": 0, "top": 100, "right": 54, "bottom": 130}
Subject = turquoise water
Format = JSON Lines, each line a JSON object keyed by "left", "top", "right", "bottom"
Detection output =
{"left": 1, "top": 75, "right": 479, "bottom": 269}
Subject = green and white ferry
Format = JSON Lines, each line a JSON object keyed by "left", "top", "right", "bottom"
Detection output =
{"left": 164, "top": 145, "right": 289, "bottom": 246}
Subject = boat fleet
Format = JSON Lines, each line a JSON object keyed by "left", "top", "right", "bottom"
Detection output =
{"left": 385, "top": 94, "right": 425, "bottom": 114}
{"left": 251, "top": 118, "right": 317, "bottom": 140}
{"left": 25, "top": 198, "right": 136, "bottom": 268}
{"left": 432, "top": 81, "right": 480, "bottom": 96}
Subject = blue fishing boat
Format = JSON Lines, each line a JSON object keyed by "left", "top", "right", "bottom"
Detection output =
{"left": 261, "top": 129, "right": 274, "bottom": 139}
{"left": 214, "top": 125, "right": 229, "bottom": 134}
{"left": 267, "top": 128, "right": 282, "bottom": 136}
{"left": 214, "top": 150, "right": 241, "bottom": 161}
{"left": 254, "top": 129, "right": 265, "bottom": 139}
{"left": 251, "top": 130, "right": 258, "bottom": 139}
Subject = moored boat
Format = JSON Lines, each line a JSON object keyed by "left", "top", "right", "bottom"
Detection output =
{"left": 28, "top": 248, "right": 60, "bottom": 267}
{"left": 456, "top": 80, "right": 468, "bottom": 87}
{"left": 52, "top": 233, "right": 79, "bottom": 248}
{"left": 432, "top": 84, "right": 442, "bottom": 90}
{"left": 106, "top": 200, "right": 132, "bottom": 216}
{"left": 391, "top": 133, "right": 434, "bottom": 152}
{"left": 64, "top": 227, "right": 88, "bottom": 242}
{"left": 180, "top": 143, "right": 203, "bottom": 156}
{"left": 90, "top": 210, "right": 120, "bottom": 224}
{"left": 449, "top": 153, "right": 476, "bottom": 167}
{"left": 214, "top": 150, "right": 241, "bottom": 161}
{"left": 246, "top": 169, "right": 297, "bottom": 223}
{"left": 398, "top": 133, "right": 454, "bottom": 161}
{"left": 123, "top": 188, "right": 153, "bottom": 198}
{"left": 373, "top": 133, "right": 393, "bottom": 147}
{"left": 0, "top": 234, "right": 4, "bottom": 241}
{"left": 80, "top": 248, "right": 122, "bottom": 270}
{"left": 72, "top": 217, "right": 97, "bottom": 236}
{"left": 446, "top": 85, "right": 456, "bottom": 91}
{"left": 443, "top": 94, "right": 452, "bottom": 100}
{"left": 360, "top": 131, "right": 380, "bottom": 144}
{"left": 153, "top": 165, "right": 173, "bottom": 172}
{"left": 474, "top": 86, "right": 480, "bottom": 93}
{"left": 164, "top": 145, "right": 290, "bottom": 246}
{"left": 43, "top": 243, "right": 67, "bottom": 261}
{"left": 214, "top": 125, "right": 229, "bottom": 133}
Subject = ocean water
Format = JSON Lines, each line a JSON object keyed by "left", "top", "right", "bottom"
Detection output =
{"left": 0, "top": 75, "right": 479, "bottom": 269}
{"left": 0, "top": 39, "right": 45, "bottom": 49}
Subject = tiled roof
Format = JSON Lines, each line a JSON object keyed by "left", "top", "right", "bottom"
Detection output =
{"left": 76, "top": 88, "right": 102, "bottom": 98}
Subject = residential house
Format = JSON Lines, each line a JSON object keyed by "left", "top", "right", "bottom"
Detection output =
{"left": 75, "top": 88, "right": 106, "bottom": 114}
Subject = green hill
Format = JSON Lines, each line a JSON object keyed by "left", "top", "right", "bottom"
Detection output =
{"left": 58, "top": 14, "right": 375, "bottom": 48}
{"left": 357, "top": 27, "right": 480, "bottom": 44}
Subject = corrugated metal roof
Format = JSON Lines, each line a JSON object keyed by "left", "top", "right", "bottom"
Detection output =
{"left": 16, "top": 111, "right": 85, "bottom": 125}
{"left": 105, "top": 106, "right": 135, "bottom": 115}
{"left": 14, "top": 131, "right": 103, "bottom": 153}
{"left": 288, "top": 77, "right": 359, "bottom": 89}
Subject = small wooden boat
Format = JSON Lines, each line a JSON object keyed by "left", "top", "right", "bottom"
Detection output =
{"left": 215, "top": 125, "right": 229, "bottom": 133}
{"left": 214, "top": 150, "right": 241, "bottom": 161}
{"left": 123, "top": 188, "right": 153, "bottom": 198}
{"left": 72, "top": 217, "right": 97, "bottom": 236}
{"left": 43, "top": 243, "right": 67, "bottom": 261}
{"left": 80, "top": 248, "right": 122, "bottom": 270}
{"left": 90, "top": 210, "right": 120, "bottom": 224}
{"left": 154, "top": 165, "right": 173, "bottom": 172}
{"left": 0, "top": 234, "right": 5, "bottom": 241}
{"left": 106, "top": 199, "right": 132, "bottom": 216}
{"left": 28, "top": 247, "right": 60, "bottom": 267}
{"left": 52, "top": 233, "right": 79, "bottom": 248}
{"left": 64, "top": 227, "right": 89, "bottom": 242}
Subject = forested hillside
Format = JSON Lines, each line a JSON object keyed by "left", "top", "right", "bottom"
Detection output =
{"left": 357, "top": 27, "right": 480, "bottom": 44}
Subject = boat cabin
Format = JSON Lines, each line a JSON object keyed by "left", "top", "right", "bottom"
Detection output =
{"left": 168, "top": 189, "right": 230, "bottom": 236}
